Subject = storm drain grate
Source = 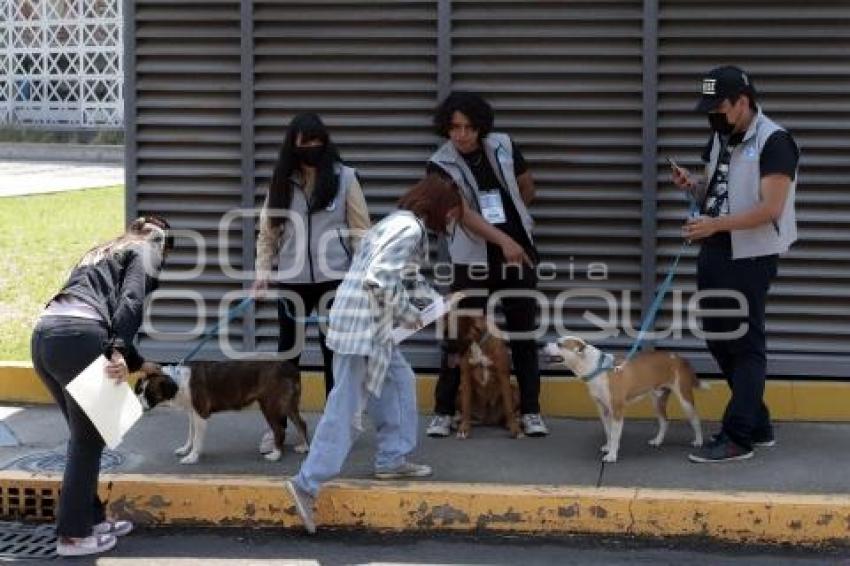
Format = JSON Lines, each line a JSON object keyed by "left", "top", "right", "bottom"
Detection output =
{"left": 0, "top": 484, "right": 57, "bottom": 522}
{"left": 0, "top": 521, "right": 56, "bottom": 560}
{"left": 3, "top": 449, "right": 125, "bottom": 474}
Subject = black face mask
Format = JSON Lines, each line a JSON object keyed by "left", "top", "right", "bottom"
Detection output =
{"left": 294, "top": 146, "right": 324, "bottom": 167}
{"left": 707, "top": 111, "right": 735, "bottom": 135}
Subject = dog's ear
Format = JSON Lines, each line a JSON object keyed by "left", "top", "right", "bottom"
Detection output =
{"left": 560, "top": 337, "right": 587, "bottom": 354}
{"left": 453, "top": 315, "right": 475, "bottom": 351}
{"left": 140, "top": 361, "right": 160, "bottom": 376}
{"left": 159, "top": 376, "right": 180, "bottom": 400}
{"left": 133, "top": 378, "right": 146, "bottom": 395}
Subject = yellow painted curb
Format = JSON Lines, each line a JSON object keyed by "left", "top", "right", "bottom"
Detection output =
{"left": 4, "top": 362, "right": 850, "bottom": 422}
{"left": 1, "top": 471, "right": 848, "bottom": 544}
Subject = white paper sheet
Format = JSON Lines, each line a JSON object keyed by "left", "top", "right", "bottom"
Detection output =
{"left": 392, "top": 295, "right": 449, "bottom": 344}
{"left": 65, "top": 355, "right": 143, "bottom": 449}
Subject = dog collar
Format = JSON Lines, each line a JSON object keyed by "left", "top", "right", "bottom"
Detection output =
{"left": 581, "top": 353, "right": 615, "bottom": 382}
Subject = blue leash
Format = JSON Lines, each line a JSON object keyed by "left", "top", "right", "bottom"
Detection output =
{"left": 624, "top": 243, "right": 688, "bottom": 361}
{"left": 178, "top": 296, "right": 255, "bottom": 365}
{"left": 624, "top": 199, "right": 701, "bottom": 361}
{"left": 280, "top": 300, "right": 328, "bottom": 325}
{"left": 280, "top": 300, "right": 329, "bottom": 324}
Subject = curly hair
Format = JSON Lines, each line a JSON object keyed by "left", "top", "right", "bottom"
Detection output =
{"left": 433, "top": 91, "right": 494, "bottom": 139}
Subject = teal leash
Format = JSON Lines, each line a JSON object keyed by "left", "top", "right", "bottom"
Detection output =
{"left": 624, "top": 199, "right": 700, "bottom": 361}
{"left": 178, "top": 296, "right": 254, "bottom": 365}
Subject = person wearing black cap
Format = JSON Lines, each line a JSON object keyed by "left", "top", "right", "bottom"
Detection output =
{"left": 671, "top": 65, "right": 799, "bottom": 463}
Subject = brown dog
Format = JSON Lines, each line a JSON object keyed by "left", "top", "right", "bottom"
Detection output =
{"left": 134, "top": 360, "right": 308, "bottom": 464}
{"left": 454, "top": 315, "right": 521, "bottom": 439}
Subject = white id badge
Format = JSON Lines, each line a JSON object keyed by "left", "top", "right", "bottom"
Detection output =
{"left": 479, "top": 190, "right": 507, "bottom": 224}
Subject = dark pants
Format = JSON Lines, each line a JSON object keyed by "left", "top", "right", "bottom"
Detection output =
{"left": 697, "top": 241, "right": 778, "bottom": 450}
{"left": 30, "top": 316, "right": 109, "bottom": 538}
{"left": 277, "top": 280, "right": 341, "bottom": 398}
{"left": 434, "top": 263, "right": 541, "bottom": 416}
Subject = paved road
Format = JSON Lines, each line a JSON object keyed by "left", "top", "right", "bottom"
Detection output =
{"left": 57, "top": 528, "right": 850, "bottom": 565}
{"left": 0, "top": 160, "right": 123, "bottom": 197}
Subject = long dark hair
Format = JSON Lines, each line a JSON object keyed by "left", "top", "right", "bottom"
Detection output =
{"left": 267, "top": 113, "right": 342, "bottom": 228}
{"left": 397, "top": 174, "right": 463, "bottom": 234}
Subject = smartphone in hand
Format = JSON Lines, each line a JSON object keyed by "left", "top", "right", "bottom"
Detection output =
{"left": 666, "top": 157, "right": 681, "bottom": 172}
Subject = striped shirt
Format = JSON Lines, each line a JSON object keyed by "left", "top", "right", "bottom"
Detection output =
{"left": 326, "top": 210, "right": 440, "bottom": 397}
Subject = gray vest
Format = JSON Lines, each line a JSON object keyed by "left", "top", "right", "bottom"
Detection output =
{"left": 703, "top": 109, "right": 798, "bottom": 259}
{"left": 428, "top": 133, "right": 534, "bottom": 264}
{"left": 276, "top": 164, "right": 356, "bottom": 283}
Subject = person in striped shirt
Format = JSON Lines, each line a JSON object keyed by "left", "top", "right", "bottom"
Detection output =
{"left": 285, "top": 174, "right": 463, "bottom": 534}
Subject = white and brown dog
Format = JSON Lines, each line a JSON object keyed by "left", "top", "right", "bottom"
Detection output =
{"left": 135, "top": 360, "right": 309, "bottom": 464}
{"left": 544, "top": 336, "right": 706, "bottom": 462}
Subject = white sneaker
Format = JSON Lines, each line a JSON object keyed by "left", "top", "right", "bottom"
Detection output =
{"left": 374, "top": 461, "right": 433, "bottom": 480}
{"left": 56, "top": 534, "right": 116, "bottom": 557}
{"left": 259, "top": 429, "right": 275, "bottom": 454}
{"left": 93, "top": 519, "right": 133, "bottom": 537}
{"left": 426, "top": 414, "right": 452, "bottom": 437}
{"left": 284, "top": 479, "right": 316, "bottom": 534}
{"left": 521, "top": 413, "right": 549, "bottom": 437}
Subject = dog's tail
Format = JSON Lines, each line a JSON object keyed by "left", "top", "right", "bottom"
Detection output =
{"left": 678, "top": 356, "right": 710, "bottom": 390}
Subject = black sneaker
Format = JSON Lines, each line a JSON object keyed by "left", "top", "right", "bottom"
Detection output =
{"left": 710, "top": 431, "right": 775, "bottom": 448}
{"left": 752, "top": 430, "right": 776, "bottom": 448}
{"left": 688, "top": 435, "right": 753, "bottom": 463}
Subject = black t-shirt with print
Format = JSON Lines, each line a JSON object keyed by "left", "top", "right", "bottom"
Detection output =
{"left": 427, "top": 141, "right": 534, "bottom": 265}
{"left": 701, "top": 130, "right": 800, "bottom": 181}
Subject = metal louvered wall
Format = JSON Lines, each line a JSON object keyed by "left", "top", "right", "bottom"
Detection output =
{"left": 129, "top": 0, "right": 850, "bottom": 378}
{"left": 128, "top": 0, "right": 244, "bottom": 360}
{"left": 250, "top": 1, "right": 439, "bottom": 363}
{"left": 655, "top": 1, "right": 850, "bottom": 376}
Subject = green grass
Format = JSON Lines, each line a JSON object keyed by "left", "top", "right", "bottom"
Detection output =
{"left": 0, "top": 186, "right": 124, "bottom": 361}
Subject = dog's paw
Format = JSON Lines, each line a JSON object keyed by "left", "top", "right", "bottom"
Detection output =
{"left": 264, "top": 449, "right": 282, "bottom": 462}
{"left": 599, "top": 444, "right": 610, "bottom": 453}
{"left": 294, "top": 442, "right": 309, "bottom": 454}
{"left": 456, "top": 429, "right": 469, "bottom": 440}
{"left": 179, "top": 453, "right": 200, "bottom": 465}
{"left": 692, "top": 438, "right": 704, "bottom": 448}
{"left": 174, "top": 445, "right": 192, "bottom": 457}
{"left": 601, "top": 452, "right": 618, "bottom": 463}
{"left": 648, "top": 437, "right": 664, "bottom": 447}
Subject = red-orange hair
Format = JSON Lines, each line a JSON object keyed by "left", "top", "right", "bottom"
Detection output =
{"left": 397, "top": 174, "right": 463, "bottom": 234}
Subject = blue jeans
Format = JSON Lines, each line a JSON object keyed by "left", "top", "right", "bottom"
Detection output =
{"left": 293, "top": 348, "right": 418, "bottom": 496}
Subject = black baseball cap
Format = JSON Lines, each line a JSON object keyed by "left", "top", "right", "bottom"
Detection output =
{"left": 695, "top": 65, "right": 756, "bottom": 113}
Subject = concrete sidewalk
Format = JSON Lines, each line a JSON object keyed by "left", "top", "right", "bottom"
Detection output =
{"left": 1, "top": 404, "right": 849, "bottom": 544}
{"left": 0, "top": 160, "right": 124, "bottom": 197}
